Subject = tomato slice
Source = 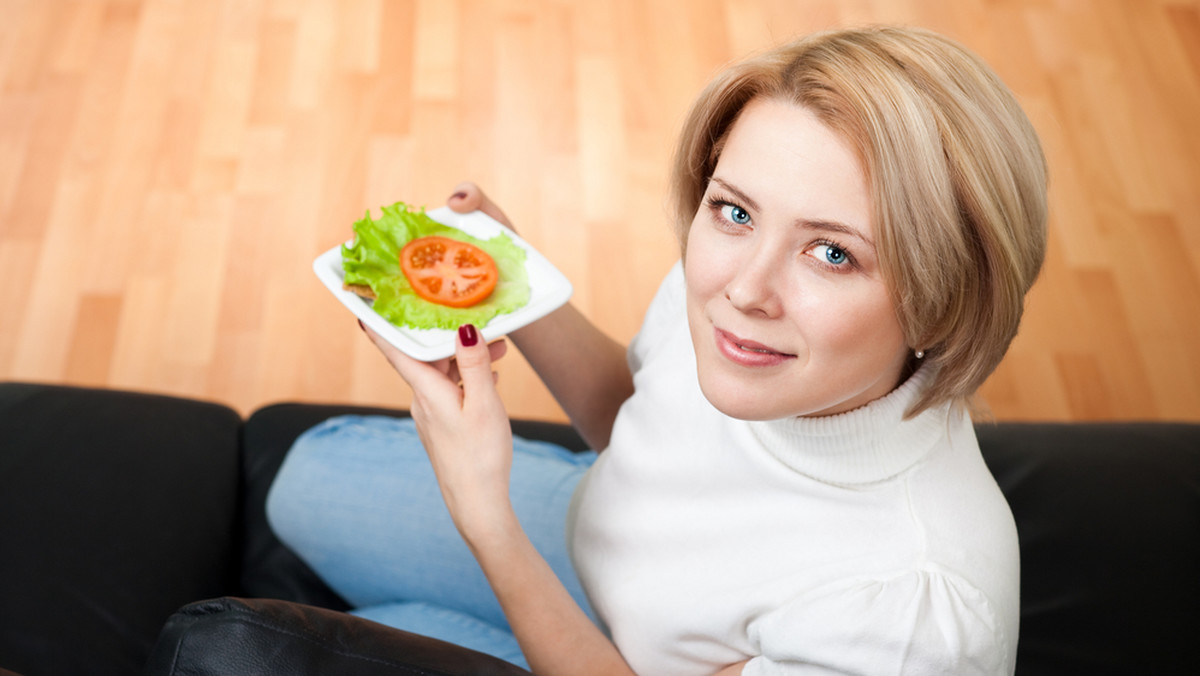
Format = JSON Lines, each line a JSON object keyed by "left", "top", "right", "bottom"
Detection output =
{"left": 399, "top": 236, "right": 499, "bottom": 308}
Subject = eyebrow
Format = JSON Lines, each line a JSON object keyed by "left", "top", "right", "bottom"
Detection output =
{"left": 709, "top": 176, "right": 875, "bottom": 248}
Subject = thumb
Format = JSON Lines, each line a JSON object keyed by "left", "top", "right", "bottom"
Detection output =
{"left": 454, "top": 324, "right": 501, "bottom": 406}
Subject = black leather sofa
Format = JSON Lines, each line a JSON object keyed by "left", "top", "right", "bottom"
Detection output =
{"left": 1, "top": 381, "right": 1197, "bottom": 675}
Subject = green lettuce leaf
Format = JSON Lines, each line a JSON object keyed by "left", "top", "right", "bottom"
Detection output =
{"left": 342, "top": 202, "right": 530, "bottom": 330}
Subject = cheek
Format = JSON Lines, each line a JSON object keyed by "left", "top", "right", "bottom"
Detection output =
{"left": 790, "top": 282, "right": 906, "bottom": 357}
{"left": 684, "top": 226, "right": 731, "bottom": 299}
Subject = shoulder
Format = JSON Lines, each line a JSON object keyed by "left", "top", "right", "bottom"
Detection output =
{"left": 745, "top": 570, "right": 1014, "bottom": 675}
{"left": 642, "top": 260, "right": 686, "bottom": 326}
{"left": 628, "top": 261, "right": 686, "bottom": 372}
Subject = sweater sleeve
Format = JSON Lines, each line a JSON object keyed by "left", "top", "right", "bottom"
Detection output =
{"left": 743, "top": 570, "right": 1013, "bottom": 676}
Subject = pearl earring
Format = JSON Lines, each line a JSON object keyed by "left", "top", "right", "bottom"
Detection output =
{"left": 915, "top": 350, "right": 925, "bottom": 359}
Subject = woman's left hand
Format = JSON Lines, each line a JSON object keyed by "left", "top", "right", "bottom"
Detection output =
{"left": 360, "top": 321, "right": 515, "bottom": 533}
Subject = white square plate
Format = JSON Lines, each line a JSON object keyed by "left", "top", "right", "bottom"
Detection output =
{"left": 313, "top": 206, "right": 573, "bottom": 361}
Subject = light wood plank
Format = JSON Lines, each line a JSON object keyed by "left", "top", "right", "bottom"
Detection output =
{"left": 1, "top": 0, "right": 1197, "bottom": 423}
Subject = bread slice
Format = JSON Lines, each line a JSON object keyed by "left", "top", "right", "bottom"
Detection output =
{"left": 343, "top": 282, "right": 377, "bottom": 300}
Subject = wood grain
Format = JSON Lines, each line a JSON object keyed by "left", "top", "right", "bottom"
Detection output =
{"left": 2, "top": 0, "right": 1198, "bottom": 423}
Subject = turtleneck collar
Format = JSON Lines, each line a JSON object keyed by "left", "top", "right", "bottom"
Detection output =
{"left": 740, "top": 366, "right": 954, "bottom": 486}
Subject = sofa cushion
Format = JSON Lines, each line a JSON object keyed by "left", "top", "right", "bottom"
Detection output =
{"left": 144, "top": 597, "right": 533, "bottom": 676}
{"left": 978, "top": 422, "right": 1200, "bottom": 675}
{"left": 238, "top": 402, "right": 591, "bottom": 610}
{"left": 0, "top": 382, "right": 243, "bottom": 676}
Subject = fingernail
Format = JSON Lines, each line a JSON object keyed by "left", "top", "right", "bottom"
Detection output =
{"left": 458, "top": 324, "right": 478, "bottom": 347}
{"left": 451, "top": 191, "right": 468, "bottom": 200}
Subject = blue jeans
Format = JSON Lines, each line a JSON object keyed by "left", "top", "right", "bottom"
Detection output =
{"left": 265, "top": 415, "right": 598, "bottom": 669}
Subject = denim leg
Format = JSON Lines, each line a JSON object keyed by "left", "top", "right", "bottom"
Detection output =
{"left": 266, "top": 415, "right": 597, "bottom": 632}
{"left": 352, "top": 601, "right": 530, "bottom": 670}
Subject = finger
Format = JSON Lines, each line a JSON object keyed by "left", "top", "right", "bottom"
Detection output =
{"left": 446, "top": 182, "right": 516, "bottom": 231}
{"left": 453, "top": 324, "right": 502, "bottom": 407}
{"left": 487, "top": 338, "right": 509, "bottom": 363}
{"left": 437, "top": 338, "right": 507, "bottom": 385}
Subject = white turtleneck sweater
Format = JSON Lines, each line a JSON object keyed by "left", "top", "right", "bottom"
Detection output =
{"left": 567, "top": 263, "right": 1019, "bottom": 675}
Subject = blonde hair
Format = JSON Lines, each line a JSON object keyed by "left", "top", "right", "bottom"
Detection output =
{"left": 670, "top": 26, "right": 1048, "bottom": 417}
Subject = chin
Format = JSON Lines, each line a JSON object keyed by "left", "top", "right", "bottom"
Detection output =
{"left": 696, "top": 371, "right": 792, "bottom": 422}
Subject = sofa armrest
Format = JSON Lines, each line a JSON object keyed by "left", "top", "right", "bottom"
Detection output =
{"left": 978, "top": 421, "right": 1200, "bottom": 675}
{"left": 145, "top": 597, "right": 533, "bottom": 676}
{"left": 0, "top": 382, "right": 243, "bottom": 676}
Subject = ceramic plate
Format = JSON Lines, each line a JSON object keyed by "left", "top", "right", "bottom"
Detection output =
{"left": 313, "top": 206, "right": 572, "bottom": 361}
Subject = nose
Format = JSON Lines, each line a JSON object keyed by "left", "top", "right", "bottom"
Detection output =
{"left": 724, "top": 238, "right": 784, "bottom": 318}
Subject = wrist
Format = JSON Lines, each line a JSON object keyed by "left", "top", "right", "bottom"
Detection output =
{"left": 446, "top": 494, "right": 521, "bottom": 550}
{"left": 462, "top": 514, "right": 527, "bottom": 559}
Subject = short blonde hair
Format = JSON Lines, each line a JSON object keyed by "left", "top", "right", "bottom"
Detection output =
{"left": 670, "top": 26, "right": 1048, "bottom": 417}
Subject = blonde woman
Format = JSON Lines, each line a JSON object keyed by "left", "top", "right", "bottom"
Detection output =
{"left": 269, "top": 25, "right": 1047, "bottom": 674}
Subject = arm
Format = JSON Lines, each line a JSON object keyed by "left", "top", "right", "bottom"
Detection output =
{"left": 465, "top": 499, "right": 634, "bottom": 674}
{"left": 509, "top": 303, "right": 631, "bottom": 451}
{"left": 447, "top": 184, "right": 633, "bottom": 451}
{"left": 364, "top": 323, "right": 633, "bottom": 674}
{"left": 468, "top": 516, "right": 750, "bottom": 676}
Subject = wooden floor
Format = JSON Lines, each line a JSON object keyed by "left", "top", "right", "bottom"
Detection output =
{"left": 2, "top": 0, "right": 1199, "bottom": 422}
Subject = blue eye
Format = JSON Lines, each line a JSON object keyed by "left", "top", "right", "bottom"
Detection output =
{"left": 812, "top": 243, "right": 850, "bottom": 267}
{"left": 721, "top": 204, "right": 751, "bottom": 225}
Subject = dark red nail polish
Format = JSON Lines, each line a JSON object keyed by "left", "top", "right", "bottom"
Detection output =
{"left": 451, "top": 191, "right": 468, "bottom": 200}
{"left": 458, "top": 324, "right": 478, "bottom": 347}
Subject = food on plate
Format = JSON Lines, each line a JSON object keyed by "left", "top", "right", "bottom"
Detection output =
{"left": 400, "top": 236, "right": 499, "bottom": 308}
{"left": 341, "top": 202, "right": 530, "bottom": 330}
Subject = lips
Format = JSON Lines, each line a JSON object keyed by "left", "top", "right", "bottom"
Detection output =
{"left": 713, "top": 328, "right": 796, "bottom": 367}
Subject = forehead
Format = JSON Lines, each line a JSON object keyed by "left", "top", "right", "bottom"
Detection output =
{"left": 713, "top": 97, "right": 873, "bottom": 238}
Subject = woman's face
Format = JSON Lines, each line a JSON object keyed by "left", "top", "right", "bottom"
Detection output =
{"left": 685, "top": 97, "right": 911, "bottom": 420}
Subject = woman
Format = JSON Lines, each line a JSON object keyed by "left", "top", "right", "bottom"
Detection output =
{"left": 268, "top": 25, "right": 1047, "bottom": 674}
